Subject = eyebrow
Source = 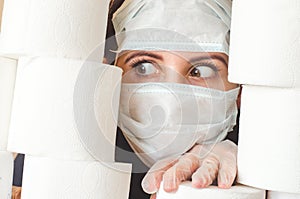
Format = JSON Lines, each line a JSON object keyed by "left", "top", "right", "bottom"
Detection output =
{"left": 124, "top": 51, "right": 163, "bottom": 64}
{"left": 189, "top": 54, "right": 228, "bottom": 66}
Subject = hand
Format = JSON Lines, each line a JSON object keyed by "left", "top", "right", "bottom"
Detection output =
{"left": 142, "top": 140, "right": 237, "bottom": 196}
{"left": 12, "top": 186, "right": 22, "bottom": 199}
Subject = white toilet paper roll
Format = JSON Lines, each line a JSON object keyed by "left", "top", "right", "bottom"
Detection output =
{"left": 0, "top": 0, "right": 110, "bottom": 61}
{"left": 156, "top": 182, "right": 266, "bottom": 199}
{"left": 0, "top": 0, "right": 30, "bottom": 58}
{"left": 238, "top": 85, "right": 300, "bottom": 193}
{"left": 8, "top": 57, "right": 122, "bottom": 162}
{"left": 0, "top": 56, "right": 17, "bottom": 150}
{"left": 268, "top": 191, "right": 300, "bottom": 199}
{"left": 228, "top": 0, "right": 300, "bottom": 88}
{"left": 21, "top": 155, "right": 132, "bottom": 199}
{"left": 0, "top": 151, "right": 13, "bottom": 199}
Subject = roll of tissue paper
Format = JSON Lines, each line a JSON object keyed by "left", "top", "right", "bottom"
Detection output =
{"left": 0, "top": 151, "right": 13, "bottom": 199}
{"left": 8, "top": 57, "right": 122, "bottom": 162}
{"left": 21, "top": 155, "right": 132, "bottom": 199}
{"left": 0, "top": 56, "right": 17, "bottom": 150}
{"left": 228, "top": 0, "right": 300, "bottom": 88}
{"left": 238, "top": 85, "right": 300, "bottom": 193}
{"left": 0, "top": 0, "right": 110, "bottom": 61}
{"left": 0, "top": 0, "right": 29, "bottom": 57}
{"left": 268, "top": 191, "right": 300, "bottom": 199}
{"left": 156, "top": 182, "right": 265, "bottom": 199}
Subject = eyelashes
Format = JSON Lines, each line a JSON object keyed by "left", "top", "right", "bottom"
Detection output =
{"left": 127, "top": 57, "right": 221, "bottom": 75}
{"left": 128, "top": 57, "right": 157, "bottom": 69}
{"left": 131, "top": 59, "right": 153, "bottom": 68}
{"left": 191, "top": 61, "right": 219, "bottom": 71}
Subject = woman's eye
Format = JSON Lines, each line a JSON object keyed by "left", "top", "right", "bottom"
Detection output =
{"left": 134, "top": 62, "right": 158, "bottom": 76}
{"left": 189, "top": 65, "right": 217, "bottom": 78}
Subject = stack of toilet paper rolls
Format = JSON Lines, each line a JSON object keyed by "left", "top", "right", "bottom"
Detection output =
{"left": 0, "top": 0, "right": 132, "bottom": 198}
{"left": 229, "top": 0, "right": 300, "bottom": 198}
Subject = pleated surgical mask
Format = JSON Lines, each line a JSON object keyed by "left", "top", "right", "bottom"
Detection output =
{"left": 112, "top": 0, "right": 232, "bottom": 54}
{"left": 118, "top": 82, "right": 239, "bottom": 167}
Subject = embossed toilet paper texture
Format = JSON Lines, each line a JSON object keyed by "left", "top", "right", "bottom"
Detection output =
{"left": 229, "top": 0, "right": 300, "bottom": 88}
{"left": 238, "top": 85, "right": 300, "bottom": 193}
{"left": 0, "top": 57, "right": 17, "bottom": 150}
{"left": 21, "top": 155, "right": 132, "bottom": 199}
{"left": 0, "top": 0, "right": 110, "bottom": 61}
{"left": 156, "top": 182, "right": 266, "bottom": 199}
{"left": 8, "top": 57, "right": 122, "bottom": 162}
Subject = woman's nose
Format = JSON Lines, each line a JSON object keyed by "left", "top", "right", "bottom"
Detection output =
{"left": 162, "top": 66, "right": 189, "bottom": 84}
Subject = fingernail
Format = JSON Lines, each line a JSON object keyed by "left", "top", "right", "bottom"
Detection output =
{"left": 218, "top": 175, "right": 231, "bottom": 189}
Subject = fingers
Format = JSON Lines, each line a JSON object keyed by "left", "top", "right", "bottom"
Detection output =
{"left": 217, "top": 152, "right": 237, "bottom": 188}
{"left": 150, "top": 194, "right": 156, "bottom": 199}
{"left": 192, "top": 140, "right": 237, "bottom": 189}
{"left": 216, "top": 140, "right": 237, "bottom": 189}
{"left": 191, "top": 154, "right": 219, "bottom": 188}
{"left": 142, "top": 157, "right": 178, "bottom": 194}
{"left": 162, "top": 153, "right": 200, "bottom": 192}
{"left": 142, "top": 170, "right": 164, "bottom": 194}
{"left": 143, "top": 141, "right": 238, "bottom": 195}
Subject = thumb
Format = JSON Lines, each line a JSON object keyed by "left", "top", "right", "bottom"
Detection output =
{"left": 142, "top": 157, "right": 179, "bottom": 194}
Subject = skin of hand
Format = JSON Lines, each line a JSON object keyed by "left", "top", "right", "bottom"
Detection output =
{"left": 142, "top": 140, "right": 237, "bottom": 198}
{"left": 12, "top": 186, "right": 22, "bottom": 199}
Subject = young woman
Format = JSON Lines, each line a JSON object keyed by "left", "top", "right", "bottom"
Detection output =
{"left": 110, "top": 0, "right": 240, "bottom": 198}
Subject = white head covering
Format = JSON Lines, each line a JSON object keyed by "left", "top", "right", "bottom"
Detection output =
{"left": 112, "top": 0, "right": 232, "bottom": 54}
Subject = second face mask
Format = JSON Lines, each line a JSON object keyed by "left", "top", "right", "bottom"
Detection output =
{"left": 118, "top": 82, "right": 239, "bottom": 167}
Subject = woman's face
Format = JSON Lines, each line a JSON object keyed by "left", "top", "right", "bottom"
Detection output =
{"left": 116, "top": 50, "right": 237, "bottom": 91}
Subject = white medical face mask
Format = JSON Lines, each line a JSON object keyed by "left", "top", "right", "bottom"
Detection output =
{"left": 118, "top": 82, "right": 239, "bottom": 167}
